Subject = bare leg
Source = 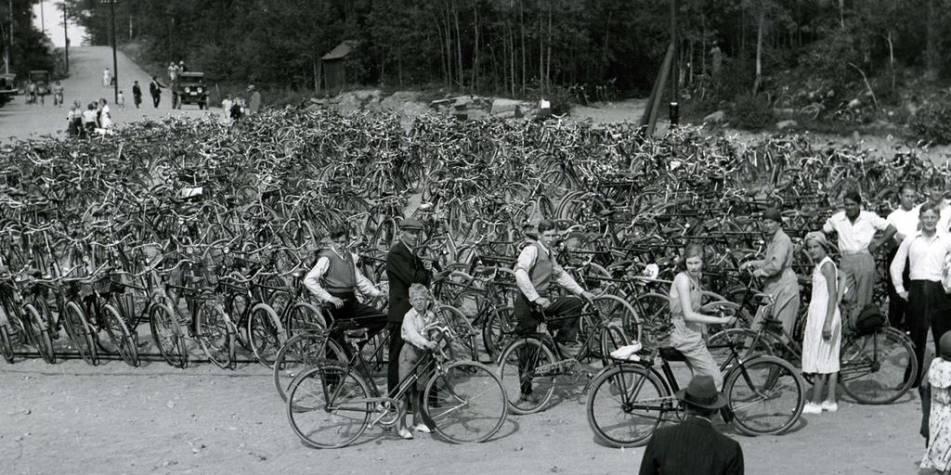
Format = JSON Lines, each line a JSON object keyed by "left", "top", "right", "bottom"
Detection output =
{"left": 824, "top": 372, "right": 838, "bottom": 403}
{"left": 811, "top": 374, "right": 826, "bottom": 405}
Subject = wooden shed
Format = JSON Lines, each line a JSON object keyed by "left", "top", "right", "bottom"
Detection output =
{"left": 320, "top": 40, "right": 360, "bottom": 95}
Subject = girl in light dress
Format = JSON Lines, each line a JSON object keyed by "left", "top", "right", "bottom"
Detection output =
{"left": 922, "top": 332, "right": 951, "bottom": 474}
{"left": 801, "top": 231, "right": 842, "bottom": 414}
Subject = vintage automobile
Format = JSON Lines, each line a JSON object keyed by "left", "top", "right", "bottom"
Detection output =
{"left": 0, "top": 73, "right": 17, "bottom": 106}
{"left": 174, "top": 71, "right": 209, "bottom": 109}
{"left": 29, "top": 70, "right": 51, "bottom": 96}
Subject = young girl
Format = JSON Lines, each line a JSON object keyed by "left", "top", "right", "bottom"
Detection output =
{"left": 922, "top": 331, "right": 951, "bottom": 473}
{"left": 669, "top": 244, "right": 735, "bottom": 390}
{"left": 801, "top": 231, "right": 842, "bottom": 414}
{"left": 397, "top": 283, "right": 439, "bottom": 439}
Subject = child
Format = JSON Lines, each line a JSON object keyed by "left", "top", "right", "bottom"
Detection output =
{"left": 922, "top": 332, "right": 951, "bottom": 473}
{"left": 397, "top": 283, "right": 439, "bottom": 439}
{"left": 117, "top": 90, "right": 126, "bottom": 109}
{"left": 801, "top": 231, "right": 842, "bottom": 414}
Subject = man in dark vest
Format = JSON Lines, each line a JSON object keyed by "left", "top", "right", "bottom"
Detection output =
{"left": 386, "top": 218, "right": 433, "bottom": 395}
{"left": 639, "top": 375, "right": 745, "bottom": 475}
{"left": 303, "top": 226, "right": 386, "bottom": 342}
{"left": 513, "top": 219, "right": 594, "bottom": 404}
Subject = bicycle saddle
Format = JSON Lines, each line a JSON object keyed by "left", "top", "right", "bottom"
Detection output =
{"left": 658, "top": 346, "right": 687, "bottom": 362}
{"left": 343, "top": 328, "right": 369, "bottom": 342}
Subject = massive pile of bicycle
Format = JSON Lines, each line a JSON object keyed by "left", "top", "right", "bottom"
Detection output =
{"left": 0, "top": 110, "right": 933, "bottom": 447}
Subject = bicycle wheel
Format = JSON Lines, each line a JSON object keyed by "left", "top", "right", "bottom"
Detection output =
{"left": 62, "top": 301, "right": 98, "bottom": 366}
{"left": 592, "top": 294, "right": 639, "bottom": 343}
{"left": 706, "top": 328, "right": 772, "bottom": 368}
{"left": 284, "top": 302, "right": 327, "bottom": 337}
{"left": 422, "top": 361, "right": 507, "bottom": 443}
{"left": 586, "top": 364, "right": 670, "bottom": 448}
{"left": 631, "top": 293, "right": 669, "bottom": 342}
{"left": 436, "top": 304, "right": 477, "bottom": 362}
{"left": 839, "top": 328, "right": 917, "bottom": 405}
{"left": 248, "top": 302, "right": 287, "bottom": 368}
{"left": 23, "top": 304, "right": 55, "bottom": 364}
{"left": 497, "top": 337, "right": 557, "bottom": 415}
{"left": 724, "top": 355, "right": 804, "bottom": 436}
{"left": 482, "top": 306, "right": 516, "bottom": 359}
{"left": 149, "top": 303, "right": 188, "bottom": 369}
{"left": 101, "top": 304, "right": 139, "bottom": 367}
{"left": 274, "top": 332, "right": 347, "bottom": 404}
{"left": 0, "top": 323, "right": 14, "bottom": 363}
{"left": 286, "top": 364, "right": 372, "bottom": 449}
{"left": 196, "top": 301, "right": 237, "bottom": 369}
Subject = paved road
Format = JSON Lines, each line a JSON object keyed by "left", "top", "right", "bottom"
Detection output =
{"left": 0, "top": 46, "right": 220, "bottom": 141}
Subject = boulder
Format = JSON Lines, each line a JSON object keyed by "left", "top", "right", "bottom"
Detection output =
{"left": 353, "top": 89, "right": 382, "bottom": 102}
{"left": 848, "top": 98, "right": 862, "bottom": 109}
{"left": 334, "top": 93, "right": 361, "bottom": 115}
{"left": 776, "top": 119, "right": 798, "bottom": 130}
{"left": 703, "top": 110, "right": 726, "bottom": 124}
{"left": 491, "top": 98, "right": 523, "bottom": 115}
{"left": 380, "top": 91, "right": 422, "bottom": 112}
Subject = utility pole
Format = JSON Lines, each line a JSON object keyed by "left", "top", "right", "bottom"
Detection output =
{"left": 8, "top": 0, "right": 13, "bottom": 74}
{"left": 40, "top": 0, "right": 45, "bottom": 35}
{"left": 63, "top": 1, "right": 69, "bottom": 74}
{"left": 103, "top": 0, "right": 119, "bottom": 103}
{"left": 669, "top": 0, "right": 680, "bottom": 127}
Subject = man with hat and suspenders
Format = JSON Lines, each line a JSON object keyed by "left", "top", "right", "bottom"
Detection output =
{"left": 639, "top": 375, "right": 745, "bottom": 475}
{"left": 386, "top": 218, "right": 436, "bottom": 396}
{"left": 303, "top": 225, "right": 387, "bottom": 347}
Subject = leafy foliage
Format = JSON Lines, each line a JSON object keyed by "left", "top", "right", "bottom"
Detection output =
{"left": 730, "top": 93, "right": 773, "bottom": 130}
{"left": 910, "top": 95, "right": 951, "bottom": 144}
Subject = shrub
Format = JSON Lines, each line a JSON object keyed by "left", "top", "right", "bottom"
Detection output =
{"left": 730, "top": 93, "right": 774, "bottom": 131}
{"left": 910, "top": 97, "right": 951, "bottom": 144}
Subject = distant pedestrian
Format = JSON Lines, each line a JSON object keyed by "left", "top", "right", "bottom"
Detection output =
{"left": 27, "top": 81, "right": 37, "bottom": 104}
{"left": 132, "top": 81, "right": 142, "bottom": 109}
{"left": 52, "top": 81, "right": 64, "bottom": 106}
{"left": 167, "top": 62, "right": 178, "bottom": 83}
{"left": 221, "top": 96, "right": 233, "bottom": 124}
{"left": 230, "top": 97, "right": 244, "bottom": 122}
{"left": 99, "top": 98, "right": 113, "bottom": 129}
{"left": 179, "top": 60, "right": 187, "bottom": 73}
{"left": 103, "top": 68, "right": 112, "bottom": 88}
{"left": 67, "top": 101, "right": 83, "bottom": 137}
{"left": 81, "top": 103, "right": 98, "bottom": 133}
{"left": 117, "top": 91, "right": 126, "bottom": 109}
{"left": 247, "top": 85, "right": 261, "bottom": 115}
{"left": 149, "top": 76, "right": 162, "bottom": 108}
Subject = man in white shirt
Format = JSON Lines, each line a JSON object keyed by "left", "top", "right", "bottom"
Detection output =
{"left": 886, "top": 183, "right": 919, "bottom": 331}
{"left": 924, "top": 177, "right": 951, "bottom": 234}
{"left": 890, "top": 202, "right": 951, "bottom": 387}
{"left": 303, "top": 226, "right": 387, "bottom": 340}
{"left": 823, "top": 189, "right": 897, "bottom": 324}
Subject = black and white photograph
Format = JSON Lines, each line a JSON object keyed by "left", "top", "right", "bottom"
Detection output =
{"left": 1, "top": 1, "right": 949, "bottom": 473}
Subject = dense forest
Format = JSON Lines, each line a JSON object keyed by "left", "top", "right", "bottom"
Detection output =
{"left": 1, "top": 0, "right": 56, "bottom": 74}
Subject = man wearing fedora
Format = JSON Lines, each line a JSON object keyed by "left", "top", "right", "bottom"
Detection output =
{"left": 639, "top": 375, "right": 744, "bottom": 475}
{"left": 386, "top": 218, "right": 435, "bottom": 395}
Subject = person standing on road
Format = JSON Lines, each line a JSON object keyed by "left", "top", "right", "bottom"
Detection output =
{"left": 98, "top": 98, "right": 113, "bottom": 129}
{"left": 886, "top": 183, "right": 921, "bottom": 332}
{"left": 822, "top": 189, "right": 897, "bottom": 325}
{"left": 52, "top": 81, "right": 64, "bottom": 106}
{"left": 891, "top": 203, "right": 951, "bottom": 388}
{"left": 117, "top": 91, "right": 126, "bottom": 110}
{"left": 81, "top": 103, "right": 98, "bottom": 134}
{"left": 302, "top": 225, "right": 387, "bottom": 347}
{"left": 800, "top": 232, "right": 842, "bottom": 415}
{"left": 740, "top": 207, "right": 800, "bottom": 337}
{"left": 67, "top": 101, "right": 83, "bottom": 137}
{"left": 248, "top": 85, "right": 261, "bottom": 115}
{"left": 638, "top": 375, "right": 744, "bottom": 475}
{"left": 132, "top": 81, "right": 142, "bottom": 109}
{"left": 27, "top": 80, "right": 37, "bottom": 104}
{"left": 103, "top": 68, "right": 112, "bottom": 88}
{"left": 386, "top": 218, "right": 434, "bottom": 397}
{"left": 149, "top": 76, "right": 162, "bottom": 108}
{"left": 167, "top": 62, "right": 178, "bottom": 83}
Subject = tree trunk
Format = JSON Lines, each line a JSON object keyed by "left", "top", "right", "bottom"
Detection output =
{"left": 545, "top": 0, "right": 552, "bottom": 93}
{"left": 925, "top": 0, "right": 940, "bottom": 80}
{"left": 838, "top": 0, "right": 845, "bottom": 29}
{"left": 452, "top": 0, "right": 463, "bottom": 89}
{"left": 471, "top": 5, "right": 479, "bottom": 91}
{"left": 753, "top": 6, "right": 765, "bottom": 95}
{"left": 538, "top": 8, "right": 544, "bottom": 94}
{"left": 886, "top": 30, "right": 895, "bottom": 93}
{"left": 519, "top": 0, "right": 526, "bottom": 95}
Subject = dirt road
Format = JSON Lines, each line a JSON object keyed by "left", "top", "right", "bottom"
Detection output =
{"left": 0, "top": 46, "right": 220, "bottom": 141}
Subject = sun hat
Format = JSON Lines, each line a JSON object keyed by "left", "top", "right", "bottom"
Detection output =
{"left": 675, "top": 375, "right": 727, "bottom": 410}
{"left": 401, "top": 218, "right": 424, "bottom": 231}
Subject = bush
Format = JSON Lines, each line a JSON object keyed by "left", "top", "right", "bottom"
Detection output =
{"left": 910, "top": 97, "right": 951, "bottom": 144}
{"left": 730, "top": 93, "right": 774, "bottom": 131}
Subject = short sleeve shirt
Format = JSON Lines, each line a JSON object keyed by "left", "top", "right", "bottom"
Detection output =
{"left": 822, "top": 210, "right": 889, "bottom": 253}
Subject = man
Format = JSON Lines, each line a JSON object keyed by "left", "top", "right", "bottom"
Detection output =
{"left": 886, "top": 183, "right": 920, "bottom": 331}
{"left": 924, "top": 177, "right": 951, "bottom": 234}
{"left": 248, "top": 85, "right": 262, "bottom": 115}
{"left": 513, "top": 219, "right": 594, "bottom": 403}
{"left": 639, "top": 375, "right": 744, "bottom": 475}
{"left": 132, "top": 80, "right": 143, "bottom": 109}
{"left": 303, "top": 226, "right": 386, "bottom": 345}
{"left": 386, "top": 218, "right": 433, "bottom": 395}
{"left": 741, "top": 207, "right": 800, "bottom": 336}
{"left": 890, "top": 203, "right": 951, "bottom": 387}
{"left": 823, "top": 189, "right": 897, "bottom": 324}
{"left": 149, "top": 76, "right": 162, "bottom": 108}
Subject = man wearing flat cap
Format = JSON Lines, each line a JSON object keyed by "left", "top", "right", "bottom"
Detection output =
{"left": 386, "top": 217, "right": 435, "bottom": 395}
{"left": 639, "top": 375, "right": 744, "bottom": 475}
{"left": 740, "top": 206, "right": 800, "bottom": 336}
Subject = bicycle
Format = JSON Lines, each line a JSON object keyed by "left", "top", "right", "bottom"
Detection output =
{"left": 495, "top": 295, "right": 630, "bottom": 414}
{"left": 286, "top": 322, "right": 507, "bottom": 447}
{"left": 586, "top": 329, "right": 805, "bottom": 448}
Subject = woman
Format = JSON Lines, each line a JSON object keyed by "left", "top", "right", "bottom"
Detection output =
{"left": 741, "top": 207, "right": 800, "bottom": 336}
{"left": 801, "top": 232, "right": 842, "bottom": 414}
{"left": 922, "top": 331, "right": 951, "bottom": 474}
{"left": 669, "top": 243, "right": 736, "bottom": 390}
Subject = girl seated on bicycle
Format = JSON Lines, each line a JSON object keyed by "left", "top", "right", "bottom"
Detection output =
{"left": 397, "top": 283, "right": 441, "bottom": 439}
{"left": 668, "top": 244, "right": 735, "bottom": 390}
{"left": 801, "top": 232, "right": 842, "bottom": 414}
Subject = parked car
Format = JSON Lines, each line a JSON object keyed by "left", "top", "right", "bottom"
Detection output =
{"left": 174, "top": 72, "right": 209, "bottom": 109}
{"left": 29, "top": 70, "right": 51, "bottom": 95}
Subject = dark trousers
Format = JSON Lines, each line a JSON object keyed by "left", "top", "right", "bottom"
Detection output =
{"left": 514, "top": 293, "right": 583, "bottom": 395}
{"left": 886, "top": 245, "right": 910, "bottom": 331}
{"left": 326, "top": 291, "right": 386, "bottom": 356}
{"left": 907, "top": 281, "right": 951, "bottom": 387}
{"left": 152, "top": 94, "right": 160, "bottom": 107}
{"left": 387, "top": 321, "right": 404, "bottom": 396}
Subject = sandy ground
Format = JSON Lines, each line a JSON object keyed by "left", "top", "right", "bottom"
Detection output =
{"left": 0, "top": 48, "right": 932, "bottom": 474}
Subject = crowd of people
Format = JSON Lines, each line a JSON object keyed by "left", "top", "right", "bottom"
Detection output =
{"left": 66, "top": 98, "right": 114, "bottom": 138}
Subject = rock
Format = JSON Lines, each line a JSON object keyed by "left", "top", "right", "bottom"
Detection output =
{"left": 335, "top": 93, "right": 361, "bottom": 115}
{"left": 776, "top": 119, "right": 798, "bottom": 130}
{"left": 353, "top": 89, "right": 381, "bottom": 102}
{"left": 703, "top": 110, "right": 726, "bottom": 124}
{"left": 380, "top": 91, "right": 421, "bottom": 112}
{"left": 848, "top": 98, "right": 862, "bottom": 109}
{"left": 772, "top": 107, "right": 795, "bottom": 116}
{"left": 467, "top": 109, "right": 489, "bottom": 121}
{"left": 490, "top": 98, "right": 523, "bottom": 115}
